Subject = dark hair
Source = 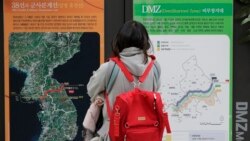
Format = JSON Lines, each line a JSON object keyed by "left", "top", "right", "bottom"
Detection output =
{"left": 111, "top": 20, "right": 151, "bottom": 63}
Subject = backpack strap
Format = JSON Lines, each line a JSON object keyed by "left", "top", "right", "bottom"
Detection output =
{"left": 104, "top": 61, "right": 120, "bottom": 119}
{"left": 139, "top": 58, "right": 155, "bottom": 83}
{"left": 106, "top": 55, "right": 159, "bottom": 89}
{"left": 164, "top": 112, "right": 172, "bottom": 140}
{"left": 110, "top": 55, "right": 156, "bottom": 83}
{"left": 153, "top": 64, "right": 159, "bottom": 83}
{"left": 110, "top": 57, "right": 134, "bottom": 82}
{"left": 164, "top": 112, "right": 172, "bottom": 133}
{"left": 106, "top": 62, "right": 120, "bottom": 93}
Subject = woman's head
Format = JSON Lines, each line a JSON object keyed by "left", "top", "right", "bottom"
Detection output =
{"left": 112, "top": 20, "right": 151, "bottom": 63}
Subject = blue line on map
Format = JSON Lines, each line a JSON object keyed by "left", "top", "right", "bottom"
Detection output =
{"left": 176, "top": 82, "right": 214, "bottom": 107}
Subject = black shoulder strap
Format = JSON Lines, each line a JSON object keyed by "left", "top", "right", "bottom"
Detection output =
{"left": 105, "top": 61, "right": 120, "bottom": 93}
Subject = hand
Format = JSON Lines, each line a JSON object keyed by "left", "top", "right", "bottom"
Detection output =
{"left": 83, "top": 129, "right": 93, "bottom": 141}
{"left": 95, "top": 97, "right": 104, "bottom": 106}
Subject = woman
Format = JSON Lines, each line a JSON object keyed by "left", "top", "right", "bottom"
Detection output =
{"left": 83, "top": 20, "right": 161, "bottom": 141}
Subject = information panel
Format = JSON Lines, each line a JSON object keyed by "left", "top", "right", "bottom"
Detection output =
{"left": 134, "top": 0, "right": 233, "bottom": 141}
{"left": 4, "top": 1, "right": 104, "bottom": 141}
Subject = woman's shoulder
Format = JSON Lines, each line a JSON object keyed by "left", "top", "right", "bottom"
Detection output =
{"left": 96, "top": 60, "right": 116, "bottom": 74}
{"left": 153, "top": 59, "right": 161, "bottom": 75}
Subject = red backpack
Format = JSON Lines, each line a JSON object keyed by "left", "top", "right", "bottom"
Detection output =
{"left": 104, "top": 56, "right": 171, "bottom": 141}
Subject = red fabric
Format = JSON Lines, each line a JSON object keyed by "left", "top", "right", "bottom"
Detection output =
{"left": 104, "top": 92, "right": 112, "bottom": 119}
{"left": 109, "top": 88, "right": 171, "bottom": 141}
{"left": 107, "top": 55, "right": 171, "bottom": 141}
{"left": 139, "top": 60, "right": 154, "bottom": 83}
{"left": 110, "top": 57, "right": 134, "bottom": 82}
{"left": 110, "top": 55, "right": 155, "bottom": 83}
{"left": 164, "top": 112, "right": 172, "bottom": 133}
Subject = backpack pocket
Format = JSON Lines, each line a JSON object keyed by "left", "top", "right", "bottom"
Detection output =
{"left": 125, "top": 127, "right": 160, "bottom": 141}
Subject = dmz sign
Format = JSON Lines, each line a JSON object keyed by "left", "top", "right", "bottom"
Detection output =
{"left": 235, "top": 102, "right": 248, "bottom": 141}
{"left": 142, "top": 5, "right": 162, "bottom": 14}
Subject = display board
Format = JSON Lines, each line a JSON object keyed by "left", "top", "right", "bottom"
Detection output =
{"left": 134, "top": 0, "right": 233, "bottom": 141}
{"left": 4, "top": 0, "right": 104, "bottom": 141}
{"left": 0, "top": 2, "right": 4, "bottom": 140}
